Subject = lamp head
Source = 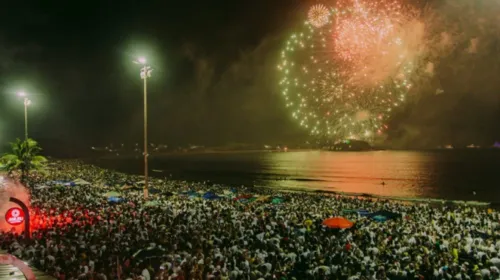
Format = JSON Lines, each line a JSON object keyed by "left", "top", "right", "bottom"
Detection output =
{"left": 137, "top": 57, "right": 147, "bottom": 64}
{"left": 17, "top": 91, "right": 26, "bottom": 97}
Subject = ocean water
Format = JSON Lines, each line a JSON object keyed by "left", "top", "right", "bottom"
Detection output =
{"left": 93, "top": 150, "right": 500, "bottom": 202}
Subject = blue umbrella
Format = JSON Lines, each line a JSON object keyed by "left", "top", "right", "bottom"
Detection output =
{"left": 51, "top": 180, "right": 74, "bottom": 186}
{"left": 373, "top": 215, "right": 387, "bottom": 222}
{"left": 203, "top": 192, "right": 221, "bottom": 200}
{"left": 357, "top": 210, "right": 370, "bottom": 216}
{"left": 368, "top": 210, "right": 401, "bottom": 220}
{"left": 108, "top": 197, "right": 123, "bottom": 203}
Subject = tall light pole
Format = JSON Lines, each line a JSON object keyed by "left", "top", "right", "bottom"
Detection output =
{"left": 136, "top": 57, "right": 153, "bottom": 199}
{"left": 17, "top": 92, "right": 31, "bottom": 140}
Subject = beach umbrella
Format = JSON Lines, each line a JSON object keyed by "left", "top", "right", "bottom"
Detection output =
{"left": 203, "top": 192, "right": 221, "bottom": 200}
{"left": 188, "top": 193, "right": 200, "bottom": 198}
{"left": 272, "top": 197, "right": 284, "bottom": 204}
{"left": 108, "top": 197, "right": 124, "bottom": 203}
{"left": 322, "top": 217, "right": 354, "bottom": 229}
{"left": 368, "top": 210, "right": 401, "bottom": 220}
{"left": 50, "top": 180, "right": 70, "bottom": 185}
{"left": 372, "top": 215, "right": 387, "bottom": 222}
{"left": 357, "top": 210, "right": 370, "bottom": 216}
{"left": 103, "top": 191, "right": 122, "bottom": 198}
{"left": 256, "top": 195, "right": 271, "bottom": 202}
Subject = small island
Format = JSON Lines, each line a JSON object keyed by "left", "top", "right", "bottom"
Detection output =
{"left": 325, "top": 139, "right": 373, "bottom": 151}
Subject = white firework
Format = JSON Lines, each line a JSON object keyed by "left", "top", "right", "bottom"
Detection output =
{"left": 308, "top": 4, "right": 330, "bottom": 28}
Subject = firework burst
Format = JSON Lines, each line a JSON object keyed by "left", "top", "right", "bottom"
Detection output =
{"left": 308, "top": 4, "right": 331, "bottom": 28}
{"left": 333, "top": 0, "right": 423, "bottom": 86}
{"left": 278, "top": 0, "right": 415, "bottom": 142}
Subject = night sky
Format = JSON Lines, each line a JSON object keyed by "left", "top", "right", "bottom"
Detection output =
{"left": 0, "top": 0, "right": 499, "bottom": 155}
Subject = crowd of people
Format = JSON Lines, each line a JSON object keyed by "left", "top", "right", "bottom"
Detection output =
{"left": 0, "top": 160, "right": 499, "bottom": 280}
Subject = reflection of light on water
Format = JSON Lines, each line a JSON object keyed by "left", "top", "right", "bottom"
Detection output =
{"left": 109, "top": 150, "right": 500, "bottom": 202}
{"left": 261, "top": 151, "right": 428, "bottom": 198}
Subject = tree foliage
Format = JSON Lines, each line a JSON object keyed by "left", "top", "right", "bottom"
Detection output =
{"left": 0, "top": 138, "right": 47, "bottom": 183}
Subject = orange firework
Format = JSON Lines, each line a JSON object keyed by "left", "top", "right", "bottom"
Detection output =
{"left": 333, "top": 0, "right": 423, "bottom": 86}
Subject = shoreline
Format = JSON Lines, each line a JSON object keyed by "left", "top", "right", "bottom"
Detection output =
{"left": 91, "top": 148, "right": 500, "bottom": 160}
{"left": 94, "top": 149, "right": 316, "bottom": 160}
{"left": 76, "top": 159, "right": 498, "bottom": 208}
{"left": 255, "top": 185, "right": 495, "bottom": 208}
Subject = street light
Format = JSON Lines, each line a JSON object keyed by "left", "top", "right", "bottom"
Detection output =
{"left": 134, "top": 57, "right": 153, "bottom": 199}
{"left": 17, "top": 91, "right": 31, "bottom": 140}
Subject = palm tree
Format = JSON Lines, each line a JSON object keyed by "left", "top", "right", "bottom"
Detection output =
{"left": 0, "top": 138, "right": 47, "bottom": 184}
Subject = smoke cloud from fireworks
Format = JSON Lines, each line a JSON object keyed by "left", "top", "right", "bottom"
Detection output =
{"left": 389, "top": 0, "right": 500, "bottom": 147}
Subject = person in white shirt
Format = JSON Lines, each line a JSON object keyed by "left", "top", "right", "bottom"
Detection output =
{"left": 491, "top": 254, "right": 500, "bottom": 269}
{"left": 141, "top": 267, "right": 151, "bottom": 280}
